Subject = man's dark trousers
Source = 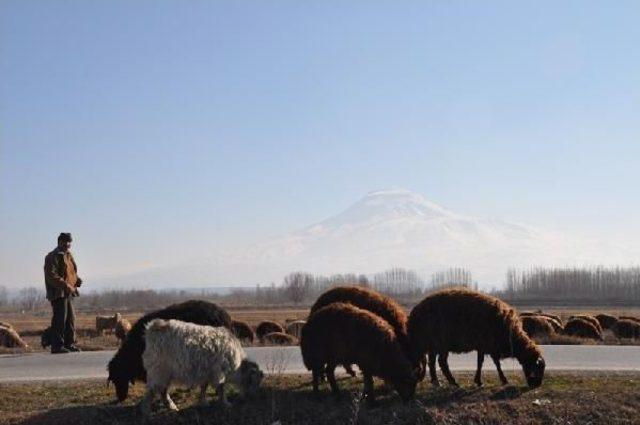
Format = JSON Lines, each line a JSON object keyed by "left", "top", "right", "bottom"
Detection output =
{"left": 50, "top": 296, "right": 76, "bottom": 349}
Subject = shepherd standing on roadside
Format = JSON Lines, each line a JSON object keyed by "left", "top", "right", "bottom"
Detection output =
{"left": 44, "top": 232, "right": 83, "bottom": 354}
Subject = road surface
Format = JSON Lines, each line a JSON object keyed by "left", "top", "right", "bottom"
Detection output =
{"left": 1, "top": 345, "right": 640, "bottom": 383}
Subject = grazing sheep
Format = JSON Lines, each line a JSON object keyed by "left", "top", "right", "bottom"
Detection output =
{"left": 256, "top": 321, "right": 284, "bottom": 341}
{"left": 612, "top": 319, "right": 640, "bottom": 339}
{"left": 568, "top": 315, "right": 603, "bottom": 335}
{"left": 262, "top": 331, "right": 296, "bottom": 345}
{"left": 310, "top": 285, "right": 424, "bottom": 379}
{"left": 107, "top": 300, "right": 232, "bottom": 402}
{"left": 521, "top": 315, "right": 556, "bottom": 338}
{"left": 519, "top": 313, "right": 562, "bottom": 333}
{"left": 0, "top": 325, "right": 28, "bottom": 349}
{"left": 231, "top": 320, "right": 255, "bottom": 343}
{"left": 96, "top": 313, "right": 122, "bottom": 334}
{"left": 301, "top": 302, "right": 417, "bottom": 405}
{"left": 285, "top": 320, "right": 306, "bottom": 339}
{"left": 563, "top": 318, "right": 603, "bottom": 341}
{"left": 619, "top": 316, "right": 640, "bottom": 324}
{"left": 140, "top": 319, "right": 263, "bottom": 417}
{"left": 595, "top": 314, "right": 619, "bottom": 330}
{"left": 115, "top": 318, "right": 132, "bottom": 344}
{"left": 408, "top": 288, "right": 545, "bottom": 388}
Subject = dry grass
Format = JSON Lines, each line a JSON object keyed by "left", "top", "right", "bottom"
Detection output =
{"left": 1, "top": 371, "right": 639, "bottom": 424}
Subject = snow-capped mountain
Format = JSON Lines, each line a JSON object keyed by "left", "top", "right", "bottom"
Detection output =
{"left": 102, "top": 188, "right": 634, "bottom": 288}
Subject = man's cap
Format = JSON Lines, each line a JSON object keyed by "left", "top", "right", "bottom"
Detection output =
{"left": 57, "top": 233, "right": 73, "bottom": 243}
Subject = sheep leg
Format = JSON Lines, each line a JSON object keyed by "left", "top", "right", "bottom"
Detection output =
{"left": 428, "top": 352, "right": 440, "bottom": 387}
{"left": 490, "top": 354, "right": 509, "bottom": 385}
{"left": 312, "top": 368, "right": 321, "bottom": 395}
{"left": 474, "top": 351, "right": 485, "bottom": 387}
{"left": 216, "top": 383, "right": 232, "bottom": 408}
{"left": 362, "top": 372, "right": 378, "bottom": 407}
{"left": 438, "top": 352, "right": 458, "bottom": 387}
{"left": 326, "top": 363, "right": 342, "bottom": 399}
{"left": 161, "top": 388, "right": 178, "bottom": 411}
{"left": 139, "top": 387, "right": 155, "bottom": 417}
{"left": 198, "top": 383, "right": 208, "bottom": 406}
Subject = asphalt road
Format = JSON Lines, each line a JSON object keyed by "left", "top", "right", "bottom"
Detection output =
{"left": 1, "top": 345, "right": 640, "bottom": 383}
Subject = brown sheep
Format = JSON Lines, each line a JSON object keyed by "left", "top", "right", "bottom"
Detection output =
{"left": 96, "top": 313, "right": 122, "bottom": 334}
{"left": 520, "top": 313, "right": 562, "bottom": 333}
{"left": 568, "top": 315, "right": 603, "bottom": 335}
{"left": 408, "top": 288, "right": 545, "bottom": 388}
{"left": 231, "top": 320, "right": 255, "bottom": 343}
{"left": 262, "top": 331, "right": 296, "bottom": 345}
{"left": 0, "top": 325, "right": 28, "bottom": 349}
{"left": 285, "top": 320, "right": 306, "bottom": 339}
{"left": 310, "top": 285, "right": 424, "bottom": 379}
{"left": 619, "top": 316, "right": 640, "bottom": 324}
{"left": 256, "top": 321, "right": 284, "bottom": 341}
{"left": 612, "top": 319, "right": 640, "bottom": 339}
{"left": 301, "top": 302, "right": 417, "bottom": 405}
{"left": 114, "top": 318, "right": 132, "bottom": 343}
{"left": 521, "top": 315, "right": 556, "bottom": 338}
{"left": 563, "top": 318, "right": 603, "bottom": 341}
{"left": 595, "top": 314, "right": 618, "bottom": 330}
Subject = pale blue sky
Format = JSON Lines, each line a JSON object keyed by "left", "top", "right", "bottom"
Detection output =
{"left": 2, "top": 1, "right": 640, "bottom": 287}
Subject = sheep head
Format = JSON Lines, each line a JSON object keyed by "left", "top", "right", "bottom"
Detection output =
{"left": 237, "top": 359, "right": 264, "bottom": 398}
{"left": 522, "top": 356, "right": 545, "bottom": 388}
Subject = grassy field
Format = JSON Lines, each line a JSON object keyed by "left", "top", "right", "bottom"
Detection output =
{"left": 2, "top": 305, "right": 639, "bottom": 353}
{"left": 1, "top": 371, "right": 639, "bottom": 424}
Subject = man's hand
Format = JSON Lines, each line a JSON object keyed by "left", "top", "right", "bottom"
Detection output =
{"left": 76, "top": 278, "right": 83, "bottom": 288}
{"left": 65, "top": 283, "right": 76, "bottom": 295}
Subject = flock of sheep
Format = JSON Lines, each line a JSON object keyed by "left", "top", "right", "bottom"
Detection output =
{"left": 520, "top": 311, "right": 640, "bottom": 341}
{"left": 2, "top": 286, "right": 640, "bottom": 418}
{"left": 102, "top": 286, "right": 552, "bottom": 416}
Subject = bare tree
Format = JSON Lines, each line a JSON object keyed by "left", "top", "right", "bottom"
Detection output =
{"left": 17, "top": 287, "right": 45, "bottom": 311}
{"left": 283, "top": 272, "right": 314, "bottom": 304}
{"left": 0, "top": 285, "right": 8, "bottom": 307}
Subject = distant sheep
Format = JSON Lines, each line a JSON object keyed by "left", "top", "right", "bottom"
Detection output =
{"left": 107, "top": 300, "right": 232, "bottom": 402}
{"left": 612, "top": 319, "right": 640, "bottom": 339}
{"left": 96, "top": 313, "right": 122, "bottom": 334}
{"left": 563, "top": 318, "right": 603, "bottom": 341}
{"left": 520, "top": 313, "right": 562, "bottom": 333}
{"left": 568, "top": 315, "right": 603, "bottom": 335}
{"left": 140, "top": 319, "right": 263, "bottom": 417}
{"left": 262, "top": 331, "right": 296, "bottom": 345}
{"left": 0, "top": 325, "right": 28, "bottom": 349}
{"left": 231, "top": 320, "right": 255, "bottom": 343}
{"left": 115, "top": 318, "right": 132, "bottom": 344}
{"left": 595, "top": 314, "right": 618, "bottom": 330}
{"left": 256, "top": 321, "right": 284, "bottom": 341}
{"left": 285, "top": 320, "right": 306, "bottom": 339}
{"left": 408, "top": 288, "right": 545, "bottom": 388}
{"left": 310, "top": 285, "right": 424, "bottom": 379}
{"left": 301, "top": 302, "right": 417, "bottom": 405}
{"left": 521, "top": 315, "right": 556, "bottom": 338}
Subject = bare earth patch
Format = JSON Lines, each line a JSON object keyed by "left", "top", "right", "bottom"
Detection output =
{"left": 1, "top": 371, "right": 639, "bottom": 424}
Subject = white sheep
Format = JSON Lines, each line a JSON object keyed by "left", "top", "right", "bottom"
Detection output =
{"left": 140, "top": 319, "right": 263, "bottom": 417}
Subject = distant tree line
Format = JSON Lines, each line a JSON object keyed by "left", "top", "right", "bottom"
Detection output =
{"left": 0, "top": 266, "right": 479, "bottom": 311}
{"left": 501, "top": 266, "right": 640, "bottom": 302}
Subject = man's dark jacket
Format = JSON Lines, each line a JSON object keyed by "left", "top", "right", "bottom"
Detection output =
{"left": 43, "top": 248, "right": 82, "bottom": 301}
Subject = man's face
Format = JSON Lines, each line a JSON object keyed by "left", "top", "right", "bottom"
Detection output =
{"left": 58, "top": 241, "right": 71, "bottom": 251}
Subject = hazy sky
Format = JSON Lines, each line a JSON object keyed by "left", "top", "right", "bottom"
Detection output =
{"left": 2, "top": 1, "right": 640, "bottom": 288}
